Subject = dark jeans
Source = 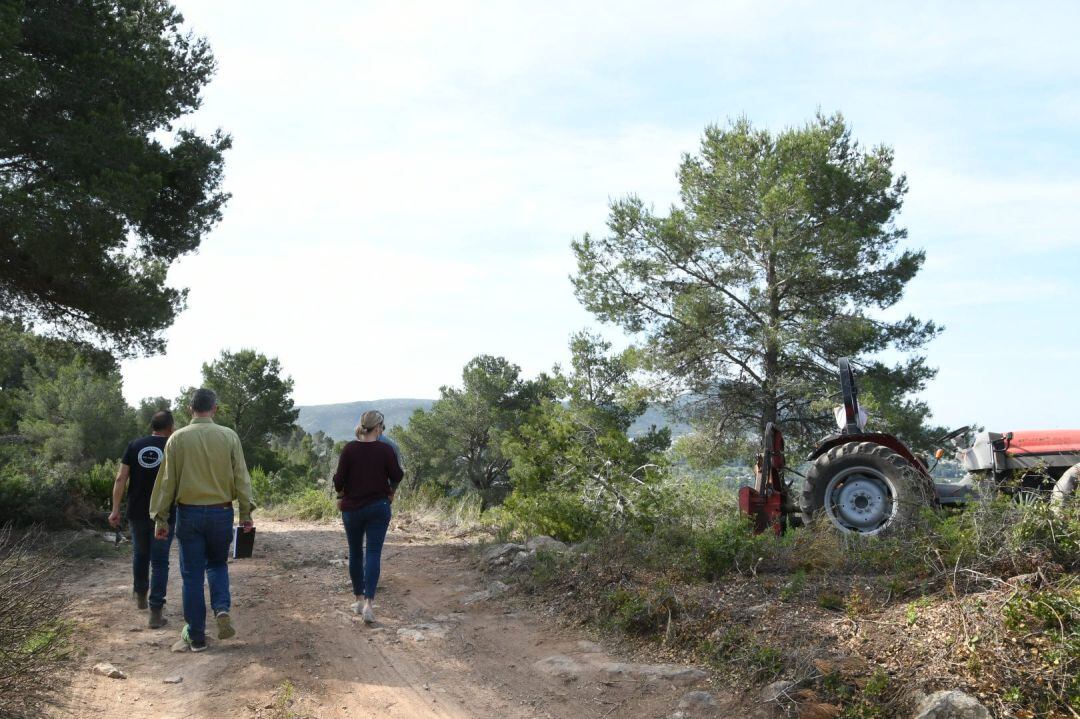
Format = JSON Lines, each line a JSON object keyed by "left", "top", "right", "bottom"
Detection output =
{"left": 175, "top": 505, "right": 233, "bottom": 643}
{"left": 342, "top": 499, "right": 391, "bottom": 599}
{"left": 129, "top": 515, "right": 174, "bottom": 609}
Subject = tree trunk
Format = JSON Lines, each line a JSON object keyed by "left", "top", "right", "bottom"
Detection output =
{"left": 762, "top": 237, "right": 780, "bottom": 431}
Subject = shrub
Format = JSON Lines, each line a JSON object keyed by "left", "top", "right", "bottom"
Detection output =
{"left": 500, "top": 490, "right": 605, "bottom": 543}
{"left": 0, "top": 456, "right": 77, "bottom": 528}
{"left": 0, "top": 526, "right": 71, "bottom": 718}
{"left": 268, "top": 487, "right": 338, "bottom": 522}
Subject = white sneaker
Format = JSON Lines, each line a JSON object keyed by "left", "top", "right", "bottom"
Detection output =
{"left": 362, "top": 605, "right": 375, "bottom": 625}
{"left": 350, "top": 601, "right": 362, "bottom": 615}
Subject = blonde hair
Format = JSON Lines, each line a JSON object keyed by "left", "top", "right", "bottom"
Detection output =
{"left": 355, "top": 410, "right": 385, "bottom": 439}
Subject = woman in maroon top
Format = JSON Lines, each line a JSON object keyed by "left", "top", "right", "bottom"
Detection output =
{"left": 333, "top": 410, "right": 403, "bottom": 623}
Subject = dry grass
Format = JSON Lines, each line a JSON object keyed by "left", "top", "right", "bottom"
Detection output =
{"left": 0, "top": 525, "right": 71, "bottom": 719}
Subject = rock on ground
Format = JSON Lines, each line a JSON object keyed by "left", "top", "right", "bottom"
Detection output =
{"left": 761, "top": 680, "right": 795, "bottom": 703}
{"left": 482, "top": 543, "right": 525, "bottom": 563}
{"left": 525, "top": 536, "right": 568, "bottom": 553}
{"left": 533, "top": 654, "right": 706, "bottom": 687}
{"left": 91, "top": 662, "right": 126, "bottom": 679}
{"left": 678, "top": 691, "right": 717, "bottom": 710}
{"left": 912, "top": 690, "right": 989, "bottom": 719}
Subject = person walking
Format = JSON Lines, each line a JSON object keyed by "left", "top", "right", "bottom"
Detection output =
{"left": 333, "top": 410, "right": 403, "bottom": 624}
{"left": 109, "top": 410, "right": 175, "bottom": 628}
{"left": 149, "top": 388, "right": 255, "bottom": 652}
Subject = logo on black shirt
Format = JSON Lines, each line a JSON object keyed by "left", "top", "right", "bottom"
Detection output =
{"left": 137, "top": 446, "right": 163, "bottom": 470}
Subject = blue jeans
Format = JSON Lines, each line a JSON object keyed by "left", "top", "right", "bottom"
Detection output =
{"left": 342, "top": 499, "right": 391, "bottom": 599}
{"left": 175, "top": 505, "right": 233, "bottom": 643}
{"left": 129, "top": 515, "right": 174, "bottom": 609}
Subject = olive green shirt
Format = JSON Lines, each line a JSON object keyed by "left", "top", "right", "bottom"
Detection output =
{"left": 149, "top": 417, "right": 256, "bottom": 530}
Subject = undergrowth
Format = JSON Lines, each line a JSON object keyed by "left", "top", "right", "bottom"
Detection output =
{"left": 501, "top": 477, "right": 1080, "bottom": 718}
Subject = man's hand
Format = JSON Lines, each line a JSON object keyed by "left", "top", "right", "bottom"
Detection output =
{"left": 154, "top": 526, "right": 169, "bottom": 540}
{"left": 388, "top": 490, "right": 395, "bottom": 504}
{"left": 108, "top": 510, "right": 121, "bottom": 528}
{"left": 241, "top": 520, "right": 254, "bottom": 533}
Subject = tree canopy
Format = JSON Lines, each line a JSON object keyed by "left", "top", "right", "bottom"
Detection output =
{"left": 395, "top": 355, "right": 557, "bottom": 503}
{"left": 184, "top": 349, "right": 299, "bottom": 467}
{"left": 572, "top": 114, "right": 940, "bottom": 454}
{"left": 0, "top": 0, "right": 230, "bottom": 355}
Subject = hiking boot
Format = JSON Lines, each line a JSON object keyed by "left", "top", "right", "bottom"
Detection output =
{"left": 171, "top": 624, "right": 207, "bottom": 653}
{"left": 133, "top": 591, "right": 148, "bottom": 610}
{"left": 215, "top": 611, "right": 236, "bottom": 640}
{"left": 149, "top": 606, "right": 167, "bottom": 628}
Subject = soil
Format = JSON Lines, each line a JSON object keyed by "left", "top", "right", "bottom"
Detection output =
{"left": 51, "top": 517, "right": 756, "bottom": 719}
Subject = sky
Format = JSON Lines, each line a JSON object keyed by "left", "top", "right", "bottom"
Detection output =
{"left": 120, "top": 0, "right": 1080, "bottom": 433}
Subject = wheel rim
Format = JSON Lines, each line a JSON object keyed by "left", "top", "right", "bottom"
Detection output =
{"left": 823, "top": 466, "right": 897, "bottom": 534}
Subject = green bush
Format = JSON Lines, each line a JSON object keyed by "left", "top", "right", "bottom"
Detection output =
{"left": 270, "top": 487, "right": 338, "bottom": 522}
{"left": 70, "top": 460, "right": 116, "bottom": 514}
{"left": 0, "top": 457, "right": 77, "bottom": 528}
{"left": 500, "top": 490, "right": 604, "bottom": 543}
{"left": 600, "top": 584, "right": 676, "bottom": 635}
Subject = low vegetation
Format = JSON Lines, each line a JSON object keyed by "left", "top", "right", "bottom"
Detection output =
{"left": 0, "top": 526, "right": 72, "bottom": 719}
{"left": 497, "top": 478, "right": 1079, "bottom": 718}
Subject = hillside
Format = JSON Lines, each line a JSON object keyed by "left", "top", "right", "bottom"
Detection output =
{"left": 296, "top": 398, "right": 434, "bottom": 440}
{"left": 297, "top": 399, "right": 690, "bottom": 441}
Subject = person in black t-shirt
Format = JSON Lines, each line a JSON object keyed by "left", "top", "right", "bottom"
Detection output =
{"left": 109, "top": 410, "right": 175, "bottom": 628}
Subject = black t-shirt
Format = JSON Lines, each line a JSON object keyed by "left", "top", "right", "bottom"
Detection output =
{"left": 121, "top": 435, "right": 168, "bottom": 520}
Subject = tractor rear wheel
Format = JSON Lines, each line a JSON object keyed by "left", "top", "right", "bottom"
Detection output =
{"left": 799, "top": 442, "right": 935, "bottom": 535}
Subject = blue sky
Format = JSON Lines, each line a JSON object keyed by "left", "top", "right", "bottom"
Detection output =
{"left": 121, "top": 0, "right": 1080, "bottom": 433}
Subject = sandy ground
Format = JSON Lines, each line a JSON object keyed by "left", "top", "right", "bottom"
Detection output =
{"left": 52, "top": 517, "right": 750, "bottom": 719}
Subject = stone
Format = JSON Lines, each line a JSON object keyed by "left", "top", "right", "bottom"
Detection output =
{"left": 487, "top": 580, "right": 510, "bottom": 596}
{"left": 328, "top": 558, "right": 347, "bottom": 567}
{"left": 92, "top": 663, "right": 126, "bottom": 679}
{"left": 482, "top": 543, "right": 525, "bottom": 563}
{"left": 761, "top": 680, "right": 795, "bottom": 703}
{"left": 677, "top": 690, "right": 717, "bottom": 709}
{"left": 533, "top": 655, "right": 586, "bottom": 678}
{"left": 912, "top": 690, "right": 990, "bottom": 719}
{"left": 576, "top": 640, "right": 604, "bottom": 654}
{"left": 396, "top": 623, "right": 449, "bottom": 642}
{"left": 597, "top": 662, "right": 707, "bottom": 686}
{"left": 525, "top": 536, "right": 568, "bottom": 553}
{"left": 162, "top": 676, "right": 183, "bottom": 684}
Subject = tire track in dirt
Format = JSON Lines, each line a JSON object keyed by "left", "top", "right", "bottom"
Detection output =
{"left": 52, "top": 517, "right": 728, "bottom": 719}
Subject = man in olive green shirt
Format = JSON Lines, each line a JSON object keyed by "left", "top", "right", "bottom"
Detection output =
{"left": 150, "top": 388, "right": 255, "bottom": 652}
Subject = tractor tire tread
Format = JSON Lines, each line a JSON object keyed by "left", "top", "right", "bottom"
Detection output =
{"left": 799, "top": 441, "right": 933, "bottom": 534}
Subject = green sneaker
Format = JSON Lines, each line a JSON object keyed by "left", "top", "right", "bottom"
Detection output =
{"left": 215, "top": 611, "right": 236, "bottom": 640}
{"left": 173, "top": 624, "right": 207, "bottom": 653}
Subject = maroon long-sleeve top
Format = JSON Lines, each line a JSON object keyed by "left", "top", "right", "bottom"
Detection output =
{"left": 332, "top": 440, "right": 404, "bottom": 511}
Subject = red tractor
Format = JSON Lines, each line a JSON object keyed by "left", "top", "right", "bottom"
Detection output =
{"left": 740, "top": 359, "right": 1080, "bottom": 535}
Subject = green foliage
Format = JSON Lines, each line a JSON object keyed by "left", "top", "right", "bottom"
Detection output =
{"left": 500, "top": 490, "right": 604, "bottom": 543}
{"left": 571, "top": 113, "right": 939, "bottom": 456}
{"left": 601, "top": 584, "right": 676, "bottom": 635}
{"left": 17, "top": 355, "right": 134, "bottom": 466}
{"left": 0, "top": 0, "right": 230, "bottom": 355}
{"left": 71, "top": 461, "right": 118, "bottom": 514}
{"left": 267, "top": 487, "right": 337, "bottom": 523}
{"left": 177, "top": 349, "right": 299, "bottom": 464}
{"left": 135, "top": 397, "right": 172, "bottom": 431}
{"left": 395, "top": 355, "right": 556, "bottom": 503}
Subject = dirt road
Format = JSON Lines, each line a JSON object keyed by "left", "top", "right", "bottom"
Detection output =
{"left": 55, "top": 517, "right": 745, "bottom": 719}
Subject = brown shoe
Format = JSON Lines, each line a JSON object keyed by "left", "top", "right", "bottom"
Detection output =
{"left": 133, "top": 591, "right": 148, "bottom": 610}
{"left": 149, "top": 606, "right": 167, "bottom": 628}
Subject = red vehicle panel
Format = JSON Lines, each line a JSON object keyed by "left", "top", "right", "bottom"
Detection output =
{"left": 1005, "top": 430, "right": 1080, "bottom": 455}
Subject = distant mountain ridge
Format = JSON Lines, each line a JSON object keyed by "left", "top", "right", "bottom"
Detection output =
{"left": 297, "top": 399, "right": 690, "bottom": 441}
{"left": 297, "top": 399, "right": 434, "bottom": 441}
